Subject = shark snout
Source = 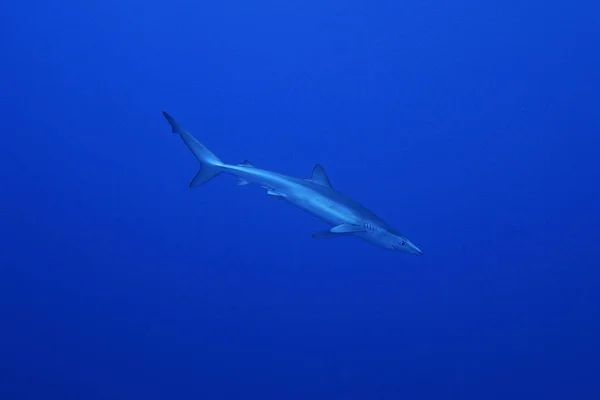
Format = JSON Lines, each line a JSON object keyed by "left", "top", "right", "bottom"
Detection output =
{"left": 394, "top": 239, "right": 423, "bottom": 255}
{"left": 409, "top": 242, "right": 423, "bottom": 255}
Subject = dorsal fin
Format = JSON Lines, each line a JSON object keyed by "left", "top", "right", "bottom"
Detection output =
{"left": 310, "top": 164, "right": 333, "bottom": 188}
{"left": 238, "top": 160, "right": 254, "bottom": 167}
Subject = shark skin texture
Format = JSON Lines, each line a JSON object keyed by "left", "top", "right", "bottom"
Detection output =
{"left": 162, "top": 111, "right": 422, "bottom": 255}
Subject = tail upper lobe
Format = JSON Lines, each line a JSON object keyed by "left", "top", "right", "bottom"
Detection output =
{"left": 162, "top": 111, "right": 223, "bottom": 187}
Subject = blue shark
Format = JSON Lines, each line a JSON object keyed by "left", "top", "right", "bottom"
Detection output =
{"left": 163, "top": 111, "right": 422, "bottom": 255}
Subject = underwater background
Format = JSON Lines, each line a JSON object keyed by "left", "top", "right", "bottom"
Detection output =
{"left": 1, "top": 0, "right": 599, "bottom": 398}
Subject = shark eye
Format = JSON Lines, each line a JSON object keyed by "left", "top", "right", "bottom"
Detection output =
{"left": 401, "top": 241, "right": 406, "bottom": 246}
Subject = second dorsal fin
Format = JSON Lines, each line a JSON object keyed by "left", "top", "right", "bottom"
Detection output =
{"left": 238, "top": 160, "right": 254, "bottom": 167}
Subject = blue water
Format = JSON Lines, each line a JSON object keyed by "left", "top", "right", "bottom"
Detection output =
{"left": 1, "top": 0, "right": 599, "bottom": 399}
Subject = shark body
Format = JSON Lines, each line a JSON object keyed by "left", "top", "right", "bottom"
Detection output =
{"left": 163, "top": 111, "right": 422, "bottom": 255}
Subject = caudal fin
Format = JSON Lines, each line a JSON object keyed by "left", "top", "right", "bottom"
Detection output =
{"left": 162, "top": 111, "right": 223, "bottom": 187}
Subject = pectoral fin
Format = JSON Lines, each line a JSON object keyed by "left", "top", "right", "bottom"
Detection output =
{"left": 311, "top": 230, "right": 343, "bottom": 239}
{"left": 312, "top": 224, "right": 365, "bottom": 239}
{"left": 330, "top": 223, "right": 365, "bottom": 234}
